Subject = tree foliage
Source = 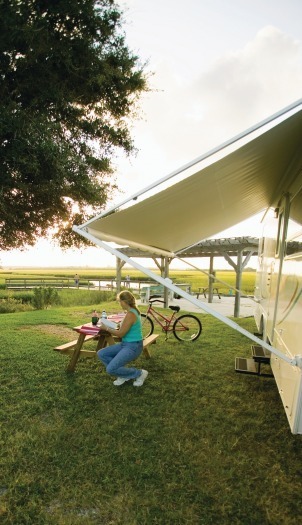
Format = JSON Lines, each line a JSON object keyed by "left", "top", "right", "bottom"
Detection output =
{"left": 0, "top": 0, "right": 148, "bottom": 251}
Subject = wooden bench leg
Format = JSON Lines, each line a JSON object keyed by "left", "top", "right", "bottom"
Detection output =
{"left": 142, "top": 335, "right": 159, "bottom": 359}
{"left": 66, "top": 333, "right": 86, "bottom": 372}
{"left": 143, "top": 347, "right": 151, "bottom": 359}
{"left": 95, "top": 333, "right": 107, "bottom": 351}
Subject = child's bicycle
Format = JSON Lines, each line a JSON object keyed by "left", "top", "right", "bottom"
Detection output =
{"left": 141, "top": 295, "right": 202, "bottom": 342}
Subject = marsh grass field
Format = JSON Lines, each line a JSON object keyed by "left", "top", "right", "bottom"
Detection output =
{"left": 1, "top": 268, "right": 302, "bottom": 524}
{"left": 0, "top": 267, "right": 257, "bottom": 296}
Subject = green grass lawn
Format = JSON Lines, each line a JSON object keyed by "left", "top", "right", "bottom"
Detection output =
{"left": 1, "top": 303, "right": 301, "bottom": 524}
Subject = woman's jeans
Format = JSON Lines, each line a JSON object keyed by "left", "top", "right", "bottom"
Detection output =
{"left": 97, "top": 340, "right": 143, "bottom": 379}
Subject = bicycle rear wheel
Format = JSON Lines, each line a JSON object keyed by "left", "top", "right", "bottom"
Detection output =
{"left": 141, "top": 314, "right": 154, "bottom": 338}
{"left": 173, "top": 314, "right": 202, "bottom": 342}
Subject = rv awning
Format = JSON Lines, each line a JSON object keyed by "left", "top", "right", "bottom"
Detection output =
{"left": 76, "top": 99, "right": 302, "bottom": 255}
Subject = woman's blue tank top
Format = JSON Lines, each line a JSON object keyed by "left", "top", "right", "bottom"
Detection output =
{"left": 123, "top": 308, "right": 143, "bottom": 342}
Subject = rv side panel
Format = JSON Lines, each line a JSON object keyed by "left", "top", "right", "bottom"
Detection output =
{"left": 255, "top": 191, "right": 302, "bottom": 433}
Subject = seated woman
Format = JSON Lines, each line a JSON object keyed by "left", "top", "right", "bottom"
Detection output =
{"left": 97, "top": 290, "right": 148, "bottom": 387}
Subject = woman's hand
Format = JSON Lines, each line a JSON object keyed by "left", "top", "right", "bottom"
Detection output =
{"left": 99, "top": 312, "right": 135, "bottom": 337}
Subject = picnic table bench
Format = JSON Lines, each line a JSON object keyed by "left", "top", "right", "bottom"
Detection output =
{"left": 54, "top": 322, "right": 159, "bottom": 372}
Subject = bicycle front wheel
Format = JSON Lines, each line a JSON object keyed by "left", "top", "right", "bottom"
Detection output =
{"left": 173, "top": 314, "right": 202, "bottom": 342}
{"left": 141, "top": 314, "right": 154, "bottom": 338}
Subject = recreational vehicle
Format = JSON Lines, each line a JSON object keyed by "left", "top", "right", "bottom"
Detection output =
{"left": 74, "top": 98, "right": 302, "bottom": 434}
{"left": 254, "top": 187, "right": 302, "bottom": 434}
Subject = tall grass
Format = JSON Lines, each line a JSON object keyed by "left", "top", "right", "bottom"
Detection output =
{"left": 0, "top": 289, "right": 116, "bottom": 312}
{"left": 0, "top": 303, "right": 301, "bottom": 524}
{"left": 0, "top": 268, "right": 257, "bottom": 296}
{"left": 58, "top": 289, "right": 116, "bottom": 307}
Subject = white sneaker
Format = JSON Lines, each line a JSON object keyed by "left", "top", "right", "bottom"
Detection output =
{"left": 133, "top": 369, "right": 148, "bottom": 387}
{"left": 113, "top": 377, "right": 129, "bottom": 386}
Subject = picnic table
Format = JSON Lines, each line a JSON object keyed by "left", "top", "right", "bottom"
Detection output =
{"left": 54, "top": 313, "right": 159, "bottom": 372}
{"left": 196, "top": 287, "right": 221, "bottom": 299}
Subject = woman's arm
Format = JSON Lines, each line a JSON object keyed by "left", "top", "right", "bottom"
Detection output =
{"left": 100, "top": 311, "right": 136, "bottom": 338}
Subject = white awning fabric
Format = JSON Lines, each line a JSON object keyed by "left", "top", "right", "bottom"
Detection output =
{"left": 75, "top": 99, "right": 302, "bottom": 255}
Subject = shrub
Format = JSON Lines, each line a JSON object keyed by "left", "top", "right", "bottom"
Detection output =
{"left": 32, "top": 287, "right": 61, "bottom": 310}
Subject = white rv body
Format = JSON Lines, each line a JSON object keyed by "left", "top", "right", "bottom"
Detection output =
{"left": 255, "top": 189, "right": 302, "bottom": 433}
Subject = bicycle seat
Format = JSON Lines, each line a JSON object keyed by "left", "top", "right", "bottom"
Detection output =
{"left": 169, "top": 305, "right": 180, "bottom": 313}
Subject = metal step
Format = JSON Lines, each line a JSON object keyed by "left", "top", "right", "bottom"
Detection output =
{"left": 235, "top": 357, "right": 259, "bottom": 375}
{"left": 235, "top": 356, "right": 273, "bottom": 377}
{"left": 251, "top": 344, "right": 271, "bottom": 363}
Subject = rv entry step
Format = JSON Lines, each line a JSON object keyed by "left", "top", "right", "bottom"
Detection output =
{"left": 251, "top": 344, "right": 271, "bottom": 363}
{"left": 235, "top": 342, "right": 273, "bottom": 376}
{"left": 235, "top": 357, "right": 259, "bottom": 375}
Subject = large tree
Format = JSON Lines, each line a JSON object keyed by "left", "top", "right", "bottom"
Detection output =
{"left": 0, "top": 0, "right": 148, "bottom": 251}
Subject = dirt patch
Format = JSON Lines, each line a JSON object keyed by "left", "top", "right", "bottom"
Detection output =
{"left": 21, "top": 324, "right": 74, "bottom": 338}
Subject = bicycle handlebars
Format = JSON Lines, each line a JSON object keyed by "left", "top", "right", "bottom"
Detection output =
{"left": 149, "top": 295, "right": 165, "bottom": 304}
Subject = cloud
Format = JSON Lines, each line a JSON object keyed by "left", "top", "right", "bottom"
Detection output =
{"left": 122, "top": 25, "right": 302, "bottom": 184}
{"left": 196, "top": 26, "right": 302, "bottom": 131}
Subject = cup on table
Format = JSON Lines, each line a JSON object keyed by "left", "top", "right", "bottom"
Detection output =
{"left": 92, "top": 316, "right": 99, "bottom": 326}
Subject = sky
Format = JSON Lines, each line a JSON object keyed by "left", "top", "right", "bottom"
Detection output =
{"left": 2, "top": 0, "right": 302, "bottom": 269}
